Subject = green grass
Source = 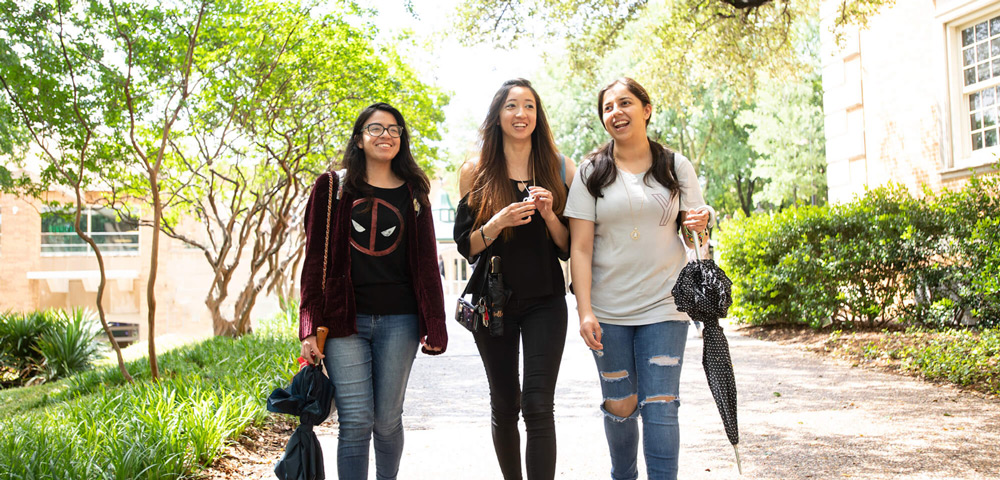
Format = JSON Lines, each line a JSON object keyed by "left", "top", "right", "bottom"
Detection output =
{"left": 0, "top": 378, "right": 76, "bottom": 417}
{"left": 0, "top": 311, "right": 301, "bottom": 479}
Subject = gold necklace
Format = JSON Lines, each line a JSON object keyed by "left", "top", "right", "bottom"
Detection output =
{"left": 619, "top": 170, "right": 644, "bottom": 240}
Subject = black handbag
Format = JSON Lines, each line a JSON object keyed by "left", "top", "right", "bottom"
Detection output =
{"left": 455, "top": 259, "right": 489, "bottom": 333}
{"left": 455, "top": 254, "right": 510, "bottom": 336}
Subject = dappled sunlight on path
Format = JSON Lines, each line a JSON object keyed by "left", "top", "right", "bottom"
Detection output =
{"left": 309, "top": 296, "right": 1000, "bottom": 479}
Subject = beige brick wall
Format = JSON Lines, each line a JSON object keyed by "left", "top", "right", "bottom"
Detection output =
{"left": 0, "top": 194, "right": 42, "bottom": 310}
{"left": 0, "top": 192, "right": 288, "bottom": 341}
{"left": 820, "top": 0, "right": 998, "bottom": 203}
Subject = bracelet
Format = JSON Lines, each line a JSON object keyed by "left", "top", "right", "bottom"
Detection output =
{"left": 480, "top": 225, "right": 495, "bottom": 244}
{"left": 683, "top": 227, "right": 709, "bottom": 244}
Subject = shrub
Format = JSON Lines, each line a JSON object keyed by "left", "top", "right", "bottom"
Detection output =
{"left": 719, "top": 169, "right": 999, "bottom": 329}
{"left": 908, "top": 327, "right": 1000, "bottom": 393}
{"left": 720, "top": 205, "right": 838, "bottom": 328}
{"left": 859, "top": 327, "right": 1000, "bottom": 394}
{"left": 824, "top": 185, "right": 943, "bottom": 327}
{"left": 967, "top": 217, "right": 1000, "bottom": 324}
{"left": 920, "top": 173, "right": 1000, "bottom": 327}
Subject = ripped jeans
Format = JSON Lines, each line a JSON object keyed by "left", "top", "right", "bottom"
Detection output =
{"left": 592, "top": 321, "right": 689, "bottom": 480}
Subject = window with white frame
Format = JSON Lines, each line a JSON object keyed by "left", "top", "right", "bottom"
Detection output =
{"left": 40, "top": 207, "right": 139, "bottom": 255}
{"left": 961, "top": 14, "right": 1000, "bottom": 151}
{"left": 947, "top": 2, "right": 1000, "bottom": 169}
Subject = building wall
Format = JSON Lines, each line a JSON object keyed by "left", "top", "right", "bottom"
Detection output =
{"left": 821, "top": 0, "right": 1000, "bottom": 203}
{"left": 0, "top": 194, "right": 42, "bottom": 310}
{"left": 0, "top": 192, "right": 285, "bottom": 341}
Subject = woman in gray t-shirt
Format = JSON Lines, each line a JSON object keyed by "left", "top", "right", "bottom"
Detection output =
{"left": 564, "top": 77, "right": 712, "bottom": 480}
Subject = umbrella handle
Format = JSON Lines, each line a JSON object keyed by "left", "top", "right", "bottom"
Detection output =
{"left": 734, "top": 444, "right": 742, "bottom": 475}
{"left": 316, "top": 327, "right": 329, "bottom": 356}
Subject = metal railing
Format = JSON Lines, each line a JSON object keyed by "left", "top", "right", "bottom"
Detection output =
{"left": 41, "top": 232, "right": 140, "bottom": 255}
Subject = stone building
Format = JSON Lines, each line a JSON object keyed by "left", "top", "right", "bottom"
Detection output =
{"left": 821, "top": 0, "right": 1000, "bottom": 203}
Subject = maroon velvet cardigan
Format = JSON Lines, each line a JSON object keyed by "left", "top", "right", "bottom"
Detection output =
{"left": 298, "top": 171, "right": 448, "bottom": 355}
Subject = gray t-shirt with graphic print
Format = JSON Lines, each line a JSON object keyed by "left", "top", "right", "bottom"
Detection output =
{"left": 564, "top": 153, "right": 707, "bottom": 326}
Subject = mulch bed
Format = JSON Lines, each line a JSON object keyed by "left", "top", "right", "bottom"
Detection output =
{"left": 198, "top": 417, "right": 294, "bottom": 480}
{"left": 736, "top": 323, "right": 996, "bottom": 397}
{"left": 738, "top": 323, "right": 923, "bottom": 368}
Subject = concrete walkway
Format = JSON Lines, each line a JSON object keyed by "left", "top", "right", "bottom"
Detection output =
{"left": 316, "top": 296, "right": 1000, "bottom": 479}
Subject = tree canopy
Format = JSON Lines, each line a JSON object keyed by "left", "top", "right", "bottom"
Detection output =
{"left": 524, "top": 0, "right": 837, "bottom": 213}
{"left": 1, "top": 0, "right": 448, "bottom": 339}
{"left": 456, "top": 0, "right": 892, "bottom": 106}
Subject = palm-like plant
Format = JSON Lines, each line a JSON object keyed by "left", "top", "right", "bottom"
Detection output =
{"left": 34, "top": 309, "right": 103, "bottom": 381}
{"left": 0, "top": 311, "right": 55, "bottom": 386}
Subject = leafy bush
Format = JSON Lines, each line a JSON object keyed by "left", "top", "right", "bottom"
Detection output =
{"left": 719, "top": 169, "right": 999, "bottom": 329}
{"left": 919, "top": 174, "right": 1000, "bottom": 327}
{"left": 967, "top": 217, "right": 1000, "bottom": 323}
{"left": 718, "top": 205, "right": 838, "bottom": 328}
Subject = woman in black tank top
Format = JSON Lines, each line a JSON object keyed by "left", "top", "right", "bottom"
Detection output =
{"left": 453, "top": 78, "right": 577, "bottom": 480}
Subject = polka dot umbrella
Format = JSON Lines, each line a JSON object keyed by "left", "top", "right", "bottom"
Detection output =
{"left": 671, "top": 234, "right": 741, "bottom": 474}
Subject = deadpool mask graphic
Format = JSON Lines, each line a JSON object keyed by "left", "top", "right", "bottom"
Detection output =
{"left": 350, "top": 198, "right": 404, "bottom": 257}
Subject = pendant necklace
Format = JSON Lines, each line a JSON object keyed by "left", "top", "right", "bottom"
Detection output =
{"left": 620, "top": 169, "right": 644, "bottom": 240}
{"left": 514, "top": 160, "right": 535, "bottom": 201}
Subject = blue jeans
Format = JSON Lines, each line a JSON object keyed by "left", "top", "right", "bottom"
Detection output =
{"left": 323, "top": 314, "right": 420, "bottom": 480}
{"left": 592, "top": 321, "right": 689, "bottom": 480}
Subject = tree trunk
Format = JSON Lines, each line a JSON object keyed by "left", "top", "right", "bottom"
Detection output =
{"left": 146, "top": 170, "right": 161, "bottom": 380}
{"left": 71, "top": 186, "right": 132, "bottom": 383}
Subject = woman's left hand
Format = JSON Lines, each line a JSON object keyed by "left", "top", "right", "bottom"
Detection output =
{"left": 682, "top": 208, "right": 711, "bottom": 233}
{"left": 528, "top": 186, "right": 556, "bottom": 221}
{"left": 421, "top": 337, "right": 443, "bottom": 352}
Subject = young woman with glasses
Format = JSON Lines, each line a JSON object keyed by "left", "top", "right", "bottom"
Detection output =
{"left": 453, "top": 78, "right": 577, "bottom": 480}
{"left": 564, "top": 78, "right": 713, "bottom": 480}
{"left": 299, "top": 102, "right": 447, "bottom": 480}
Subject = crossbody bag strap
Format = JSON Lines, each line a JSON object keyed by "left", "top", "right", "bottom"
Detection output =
{"left": 460, "top": 244, "right": 491, "bottom": 298}
{"left": 322, "top": 172, "right": 335, "bottom": 292}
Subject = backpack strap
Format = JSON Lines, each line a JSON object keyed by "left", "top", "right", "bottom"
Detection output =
{"left": 559, "top": 154, "right": 566, "bottom": 185}
{"left": 335, "top": 168, "right": 346, "bottom": 200}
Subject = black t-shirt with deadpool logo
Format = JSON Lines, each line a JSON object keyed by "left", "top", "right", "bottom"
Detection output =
{"left": 349, "top": 184, "right": 418, "bottom": 315}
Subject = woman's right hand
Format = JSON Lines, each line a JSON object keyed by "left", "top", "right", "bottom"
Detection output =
{"left": 489, "top": 200, "right": 536, "bottom": 232}
{"left": 301, "top": 335, "right": 324, "bottom": 365}
{"left": 579, "top": 312, "right": 603, "bottom": 351}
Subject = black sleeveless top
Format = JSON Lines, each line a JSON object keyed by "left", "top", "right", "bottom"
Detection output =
{"left": 454, "top": 181, "right": 568, "bottom": 301}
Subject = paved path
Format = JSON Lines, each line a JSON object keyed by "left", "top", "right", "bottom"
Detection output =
{"left": 316, "top": 296, "right": 1000, "bottom": 479}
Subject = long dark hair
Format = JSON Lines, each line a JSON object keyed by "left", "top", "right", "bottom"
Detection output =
{"left": 468, "top": 78, "right": 566, "bottom": 233}
{"left": 584, "top": 77, "right": 679, "bottom": 199}
{"left": 339, "top": 102, "right": 430, "bottom": 207}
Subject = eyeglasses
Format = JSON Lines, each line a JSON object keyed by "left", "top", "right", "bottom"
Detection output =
{"left": 363, "top": 123, "right": 404, "bottom": 138}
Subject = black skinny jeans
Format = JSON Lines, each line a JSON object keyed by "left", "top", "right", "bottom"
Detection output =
{"left": 473, "top": 294, "right": 568, "bottom": 480}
